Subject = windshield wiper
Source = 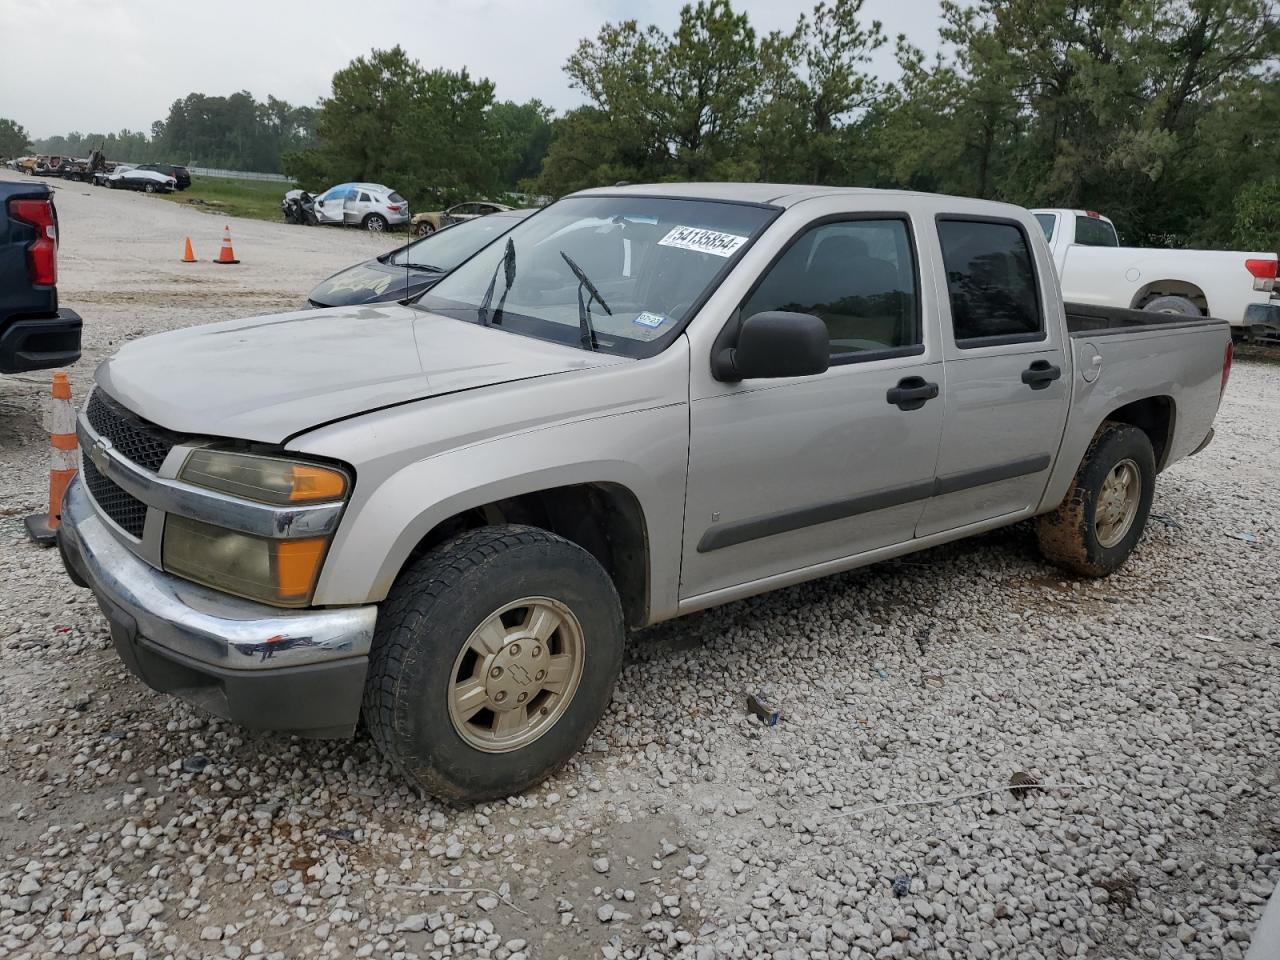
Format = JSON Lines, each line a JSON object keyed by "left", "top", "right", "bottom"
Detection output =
{"left": 401, "top": 261, "right": 443, "bottom": 272}
{"left": 478, "top": 238, "right": 517, "bottom": 327}
{"left": 559, "top": 250, "right": 612, "bottom": 351}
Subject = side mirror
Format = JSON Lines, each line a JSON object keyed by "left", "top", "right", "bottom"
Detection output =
{"left": 712, "top": 311, "right": 830, "bottom": 382}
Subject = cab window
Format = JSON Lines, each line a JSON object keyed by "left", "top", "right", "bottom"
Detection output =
{"left": 937, "top": 218, "right": 1042, "bottom": 346}
{"left": 1074, "top": 215, "right": 1119, "bottom": 247}
{"left": 740, "top": 218, "right": 920, "bottom": 361}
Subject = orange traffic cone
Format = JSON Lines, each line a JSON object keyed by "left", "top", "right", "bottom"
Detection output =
{"left": 213, "top": 224, "right": 240, "bottom": 265}
{"left": 181, "top": 236, "right": 197, "bottom": 262}
{"left": 25, "top": 372, "right": 78, "bottom": 546}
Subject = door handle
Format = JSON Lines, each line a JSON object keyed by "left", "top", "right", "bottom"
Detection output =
{"left": 1021, "top": 360, "right": 1062, "bottom": 389}
{"left": 886, "top": 376, "right": 939, "bottom": 411}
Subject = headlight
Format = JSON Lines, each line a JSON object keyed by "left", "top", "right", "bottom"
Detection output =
{"left": 164, "top": 516, "right": 327, "bottom": 607}
{"left": 179, "top": 449, "right": 348, "bottom": 504}
{"left": 166, "top": 450, "right": 350, "bottom": 607}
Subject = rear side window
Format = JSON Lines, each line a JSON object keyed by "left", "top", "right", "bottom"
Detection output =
{"left": 741, "top": 218, "right": 920, "bottom": 360}
{"left": 937, "top": 219, "right": 1042, "bottom": 346}
{"left": 1074, "top": 215, "right": 1119, "bottom": 247}
{"left": 1033, "top": 213, "right": 1056, "bottom": 241}
{"left": 359, "top": 192, "right": 372, "bottom": 202}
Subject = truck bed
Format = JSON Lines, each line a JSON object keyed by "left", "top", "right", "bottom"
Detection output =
{"left": 1064, "top": 301, "right": 1228, "bottom": 337}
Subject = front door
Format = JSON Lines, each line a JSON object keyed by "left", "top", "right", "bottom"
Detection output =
{"left": 314, "top": 186, "right": 349, "bottom": 224}
{"left": 681, "top": 213, "right": 945, "bottom": 601}
{"left": 915, "top": 216, "right": 1070, "bottom": 537}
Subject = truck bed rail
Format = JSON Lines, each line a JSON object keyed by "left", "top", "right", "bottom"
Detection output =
{"left": 1065, "top": 301, "right": 1228, "bottom": 338}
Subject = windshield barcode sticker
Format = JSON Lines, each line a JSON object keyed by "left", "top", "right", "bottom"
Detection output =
{"left": 658, "top": 226, "right": 748, "bottom": 258}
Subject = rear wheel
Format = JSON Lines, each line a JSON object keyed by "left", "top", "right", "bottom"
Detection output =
{"left": 363, "top": 525, "right": 625, "bottom": 802}
{"left": 1036, "top": 422, "right": 1156, "bottom": 577}
{"left": 1141, "top": 295, "right": 1201, "bottom": 316}
{"left": 364, "top": 213, "right": 388, "bottom": 233}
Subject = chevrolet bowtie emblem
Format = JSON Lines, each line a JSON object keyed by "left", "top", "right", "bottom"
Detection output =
{"left": 90, "top": 436, "right": 113, "bottom": 474}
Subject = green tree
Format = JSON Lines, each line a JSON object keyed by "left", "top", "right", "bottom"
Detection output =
{"left": 545, "top": 0, "right": 764, "bottom": 194}
{"left": 489, "top": 100, "right": 554, "bottom": 188}
{"left": 1232, "top": 175, "right": 1280, "bottom": 252}
{"left": 284, "top": 46, "right": 505, "bottom": 207}
{"left": 0, "top": 118, "right": 31, "bottom": 157}
{"left": 756, "top": 0, "right": 887, "bottom": 182}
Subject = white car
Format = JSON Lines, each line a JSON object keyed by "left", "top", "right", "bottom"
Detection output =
{"left": 1033, "top": 208, "right": 1280, "bottom": 340}
{"left": 105, "top": 167, "right": 177, "bottom": 194}
{"left": 312, "top": 183, "right": 410, "bottom": 232}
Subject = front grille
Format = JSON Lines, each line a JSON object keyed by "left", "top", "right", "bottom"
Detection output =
{"left": 81, "top": 456, "right": 147, "bottom": 538}
{"left": 84, "top": 390, "right": 184, "bottom": 472}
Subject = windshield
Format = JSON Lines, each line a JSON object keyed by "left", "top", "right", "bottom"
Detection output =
{"left": 415, "top": 196, "right": 775, "bottom": 357}
{"left": 389, "top": 214, "right": 524, "bottom": 271}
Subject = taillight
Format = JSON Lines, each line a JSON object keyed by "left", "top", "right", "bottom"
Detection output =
{"left": 1245, "top": 258, "right": 1278, "bottom": 280}
{"left": 9, "top": 198, "right": 57, "bottom": 286}
{"left": 1221, "top": 340, "right": 1233, "bottom": 397}
{"left": 386, "top": 204, "right": 402, "bottom": 212}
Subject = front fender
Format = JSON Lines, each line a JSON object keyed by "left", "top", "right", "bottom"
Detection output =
{"left": 307, "top": 404, "right": 689, "bottom": 619}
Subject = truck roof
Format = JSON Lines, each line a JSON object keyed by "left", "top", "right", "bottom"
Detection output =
{"left": 574, "top": 181, "right": 1031, "bottom": 215}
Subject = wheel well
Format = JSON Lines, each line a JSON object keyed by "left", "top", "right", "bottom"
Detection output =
{"left": 1130, "top": 280, "right": 1208, "bottom": 314}
{"left": 1105, "top": 396, "right": 1175, "bottom": 469}
{"left": 404, "top": 483, "right": 650, "bottom": 629}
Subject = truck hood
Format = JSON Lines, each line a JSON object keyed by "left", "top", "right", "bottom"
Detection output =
{"left": 95, "top": 304, "right": 624, "bottom": 443}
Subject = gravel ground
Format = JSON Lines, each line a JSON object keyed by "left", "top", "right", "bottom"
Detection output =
{"left": 1, "top": 169, "right": 1278, "bottom": 960}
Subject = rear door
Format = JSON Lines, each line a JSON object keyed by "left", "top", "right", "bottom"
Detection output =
{"left": 681, "top": 203, "right": 945, "bottom": 600}
{"left": 915, "top": 214, "right": 1070, "bottom": 537}
{"left": 345, "top": 189, "right": 373, "bottom": 225}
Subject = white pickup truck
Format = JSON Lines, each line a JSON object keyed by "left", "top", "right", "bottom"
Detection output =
{"left": 1032, "top": 208, "right": 1280, "bottom": 340}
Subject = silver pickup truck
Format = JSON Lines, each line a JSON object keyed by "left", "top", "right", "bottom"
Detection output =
{"left": 56, "top": 184, "right": 1232, "bottom": 801}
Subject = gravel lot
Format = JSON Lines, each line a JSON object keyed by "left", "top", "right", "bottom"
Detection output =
{"left": 1, "top": 169, "right": 1278, "bottom": 960}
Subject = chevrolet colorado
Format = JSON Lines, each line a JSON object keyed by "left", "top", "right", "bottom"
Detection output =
{"left": 57, "top": 184, "right": 1231, "bottom": 801}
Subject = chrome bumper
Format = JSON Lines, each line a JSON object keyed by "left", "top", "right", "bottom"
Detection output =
{"left": 58, "top": 478, "right": 376, "bottom": 736}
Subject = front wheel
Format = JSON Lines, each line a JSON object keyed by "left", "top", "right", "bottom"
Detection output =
{"left": 413, "top": 221, "right": 434, "bottom": 238}
{"left": 363, "top": 525, "right": 624, "bottom": 802}
{"left": 1036, "top": 422, "right": 1156, "bottom": 577}
{"left": 144, "top": 182, "right": 157, "bottom": 194}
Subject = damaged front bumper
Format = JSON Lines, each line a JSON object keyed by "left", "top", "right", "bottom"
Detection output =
{"left": 57, "top": 477, "right": 375, "bottom": 738}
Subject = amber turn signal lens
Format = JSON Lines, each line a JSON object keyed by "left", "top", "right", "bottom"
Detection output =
{"left": 290, "top": 464, "right": 348, "bottom": 502}
{"left": 275, "top": 538, "right": 327, "bottom": 599}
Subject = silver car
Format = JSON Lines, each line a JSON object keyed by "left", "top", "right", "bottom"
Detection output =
{"left": 313, "top": 182, "right": 410, "bottom": 232}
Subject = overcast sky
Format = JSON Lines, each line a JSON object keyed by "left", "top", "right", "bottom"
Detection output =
{"left": 1, "top": 0, "right": 947, "bottom": 138}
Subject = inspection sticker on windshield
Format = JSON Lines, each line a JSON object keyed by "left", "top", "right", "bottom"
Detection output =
{"left": 658, "top": 225, "right": 748, "bottom": 258}
{"left": 633, "top": 311, "right": 668, "bottom": 329}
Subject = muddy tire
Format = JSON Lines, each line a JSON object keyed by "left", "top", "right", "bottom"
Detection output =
{"left": 1036, "top": 422, "right": 1156, "bottom": 577}
{"left": 363, "top": 524, "right": 624, "bottom": 802}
